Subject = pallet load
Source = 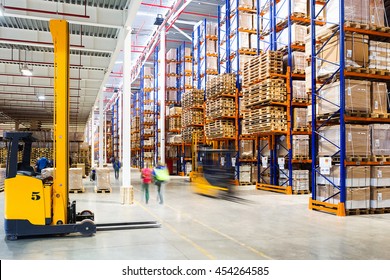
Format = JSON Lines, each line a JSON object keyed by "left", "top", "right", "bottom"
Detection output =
{"left": 243, "top": 106, "right": 287, "bottom": 133}
{"left": 292, "top": 135, "right": 309, "bottom": 160}
{"left": 370, "top": 166, "right": 390, "bottom": 210}
{"left": 316, "top": 166, "right": 371, "bottom": 211}
{"left": 240, "top": 139, "right": 254, "bottom": 159}
{"left": 95, "top": 168, "right": 112, "bottom": 193}
{"left": 243, "top": 78, "right": 287, "bottom": 107}
{"left": 317, "top": 80, "right": 371, "bottom": 117}
{"left": 181, "top": 89, "right": 205, "bottom": 143}
{"left": 318, "top": 124, "right": 371, "bottom": 161}
{"left": 368, "top": 41, "right": 390, "bottom": 73}
{"left": 239, "top": 164, "right": 252, "bottom": 185}
{"left": 292, "top": 170, "right": 310, "bottom": 193}
{"left": 205, "top": 74, "right": 237, "bottom": 140}
{"left": 293, "top": 108, "right": 309, "bottom": 131}
{"left": 69, "top": 168, "right": 85, "bottom": 193}
{"left": 370, "top": 124, "right": 390, "bottom": 161}
{"left": 371, "top": 82, "right": 388, "bottom": 117}
{"left": 0, "top": 167, "right": 5, "bottom": 192}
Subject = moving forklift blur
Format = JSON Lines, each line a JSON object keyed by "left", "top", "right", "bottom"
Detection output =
{"left": 3, "top": 20, "right": 159, "bottom": 240}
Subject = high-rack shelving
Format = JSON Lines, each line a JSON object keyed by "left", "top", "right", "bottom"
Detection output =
{"left": 111, "top": 98, "right": 120, "bottom": 159}
{"left": 309, "top": 0, "right": 390, "bottom": 216}
{"left": 130, "top": 89, "right": 140, "bottom": 168}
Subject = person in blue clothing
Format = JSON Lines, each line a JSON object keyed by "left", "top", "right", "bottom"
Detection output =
{"left": 35, "top": 156, "right": 49, "bottom": 173}
{"left": 152, "top": 162, "right": 170, "bottom": 204}
{"left": 113, "top": 157, "right": 121, "bottom": 179}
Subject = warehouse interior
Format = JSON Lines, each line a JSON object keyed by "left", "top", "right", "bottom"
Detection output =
{"left": 2, "top": 0, "right": 390, "bottom": 261}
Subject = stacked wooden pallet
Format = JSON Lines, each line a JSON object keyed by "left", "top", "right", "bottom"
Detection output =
{"left": 242, "top": 78, "right": 286, "bottom": 108}
{"left": 182, "top": 127, "right": 204, "bottom": 143}
{"left": 206, "top": 97, "right": 235, "bottom": 119}
{"left": 242, "top": 51, "right": 283, "bottom": 86}
{"left": 243, "top": 106, "right": 287, "bottom": 133}
{"left": 168, "top": 117, "right": 181, "bottom": 131}
{"left": 205, "top": 120, "right": 235, "bottom": 139}
{"left": 205, "top": 73, "right": 236, "bottom": 99}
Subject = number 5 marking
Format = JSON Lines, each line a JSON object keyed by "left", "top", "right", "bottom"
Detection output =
{"left": 31, "top": 192, "right": 41, "bottom": 201}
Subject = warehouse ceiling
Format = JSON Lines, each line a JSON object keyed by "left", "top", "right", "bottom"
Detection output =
{"left": 0, "top": 0, "right": 221, "bottom": 133}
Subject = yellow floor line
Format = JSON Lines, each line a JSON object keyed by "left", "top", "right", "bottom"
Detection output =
{"left": 165, "top": 204, "right": 274, "bottom": 260}
{"left": 136, "top": 200, "right": 215, "bottom": 260}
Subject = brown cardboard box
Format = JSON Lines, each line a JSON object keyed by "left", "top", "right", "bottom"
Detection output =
{"left": 240, "top": 139, "right": 254, "bottom": 158}
{"left": 293, "top": 108, "right": 308, "bottom": 129}
{"left": 252, "top": 165, "right": 258, "bottom": 183}
{"left": 370, "top": 124, "right": 390, "bottom": 156}
{"left": 316, "top": 166, "right": 371, "bottom": 187}
{"left": 69, "top": 168, "right": 84, "bottom": 191}
{"left": 318, "top": 124, "right": 371, "bottom": 158}
{"left": 371, "top": 82, "right": 388, "bottom": 114}
{"left": 371, "top": 166, "right": 390, "bottom": 187}
{"left": 370, "top": 187, "right": 390, "bottom": 208}
{"left": 319, "top": 33, "right": 369, "bottom": 76}
{"left": 292, "top": 51, "right": 306, "bottom": 73}
{"left": 292, "top": 80, "right": 307, "bottom": 101}
{"left": 370, "top": 0, "right": 386, "bottom": 27}
{"left": 318, "top": 80, "right": 371, "bottom": 115}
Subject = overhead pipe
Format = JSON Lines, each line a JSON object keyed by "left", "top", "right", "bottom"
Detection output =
{"left": 141, "top": 2, "right": 218, "bottom": 18}
{"left": 0, "top": 58, "right": 83, "bottom": 68}
{"left": 0, "top": 37, "right": 84, "bottom": 48}
{"left": 3, "top": 5, "right": 90, "bottom": 19}
{"left": 0, "top": 73, "right": 82, "bottom": 81}
{"left": 0, "top": 83, "right": 82, "bottom": 90}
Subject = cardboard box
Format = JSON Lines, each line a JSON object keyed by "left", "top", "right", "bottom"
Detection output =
{"left": 95, "top": 168, "right": 112, "bottom": 190}
{"left": 370, "top": 187, "right": 390, "bottom": 208}
{"left": 252, "top": 165, "right": 258, "bottom": 183}
{"left": 166, "top": 48, "right": 177, "bottom": 61}
{"left": 240, "top": 139, "right": 254, "bottom": 158}
{"left": 371, "top": 82, "right": 388, "bottom": 114}
{"left": 370, "top": 124, "right": 390, "bottom": 156}
{"left": 370, "top": 0, "right": 386, "bottom": 27}
{"left": 316, "top": 166, "right": 371, "bottom": 187}
{"left": 69, "top": 168, "right": 84, "bottom": 191}
{"left": 276, "top": 0, "right": 307, "bottom": 24}
{"left": 231, "top": 32, "right": 250, "bottom": 49}
{"left": 292, "top": 170, "right": 309, "bottom": 191}
{"left": 318, "top": 80, "right": 371, "bottom": 115}
{"left": 317, "top": 185, "right": 370, "bottom": 209}
{"left": 206, "top": 38, "right": 217, "bottom": 54}
{"left": 292, "top": 51, "right": 306, "bottom": 73}
{"left": 327, "top": 0, "right": 369, "bottom": 24}
{"left": 318, "top": 124, "right": 371, "bottom": 158}
{"left": 371, "top": 166, "right": 390, "bottom": 187}
{"left": 318, "top": 33, "right": 369, "bottom": 76}
{"left": 293, "top": 108, "right": 308, "bottom": 129}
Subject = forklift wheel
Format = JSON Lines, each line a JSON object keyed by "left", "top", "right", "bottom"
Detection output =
{"left": 78, "top": 219, "right": 96, "bottom": 237}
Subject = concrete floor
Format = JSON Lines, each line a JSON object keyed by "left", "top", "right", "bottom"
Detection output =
{"left": 1, "top": 168, "right": 390, "bottom": 260}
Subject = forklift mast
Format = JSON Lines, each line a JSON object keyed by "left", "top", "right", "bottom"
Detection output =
{"left": 50, "top": 20, "right": 70, "bottom": 225}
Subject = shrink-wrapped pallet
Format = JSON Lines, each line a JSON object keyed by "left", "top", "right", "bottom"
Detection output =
{"left": 317, "top": 185, "right": 370, "bottom": 209}
{"left": 277, "top": 24, "right": 307, "bottom": 49}
{"left": 238, "top": 11, "right": 253, "bottom": 30}
{"left": 368, "top": 41, "right": 390, "bottom": 70}
{"left": 231, "top": 0, "right": 253, "bottom": 7}
{"left": 317, "top": 80, "right": 371, "bottom": 116}
{"left": 291, "top": 51, "right": 306, "bottom": 73}
{"left": 95, "top": 168, "right": 112, "bottom": 191}
{"left": 371, "top": 166, "right": 390, "bottom": 187}
{"left": 326, "top": 0, "right": 369, "bottom": 25}
{"left": 205, "top": 56, "right": 218, "bottom": 72}
{"left": 240, "top": 139, "right": 254, "bottom": 158}
{"left": 293, "top": 108, "right": 308, "bottom": 130}
{"left": 292, "top": 135, "right": 309, "bottom": 159}
{"left": 166, "top": 48, "right": 177, "bottom": 61}
{"left": 206, "top": 38, "right": 217, "bottom": 54}
{"left": 276, "top": 0, "right": 307, "bottom": 23}
{"left": 69, "top": 168, "right": 84, "bottom": 192}
{"left": 231, "top": 32, "right": 250, "bottom": 50}
{"left": 251, "top": 165, "right": 258, "bottom": 183}
{"left": 318, "top": 124, "right": 371, "bottom": 158}
{"left": 206, "top": 21, "right": 218, "bottom": 36}
{"left": 371, "top": 82, "right": 388, "bottom": 115}
{"left": 292, "top": 80, "right": 307, "bottom": 102}
{"left": 318, "top": 33, "right": 369, "bottom": 77}
{"left": 369, "top": 0, "right": 386, "bottom": 27}
{"left": 292, "top": 170, "right": 309, "bottom": 191}
{"left": 371, "top": 187, "right": 390, "bottom": 208}
{"left": 239, "top": 165, "right": 252, "bottom": 183}
{"left": 370, "top": 124, "right": 390, "bottom": 156}
{"left": 316, "top": 166, "right": 371, "bottom": 187}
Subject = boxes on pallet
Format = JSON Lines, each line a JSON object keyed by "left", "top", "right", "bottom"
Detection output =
{"left": 371, "top": 82, "right": 388, "bottom": 114}
{"left": 239, "top": 164, "right": 252, "bottom": 183}
{"left": 69, "top": 168, "right": 84, "bottom": 191}
{"left": 317, "top": 185, "right": 370, "bottom": 209}
{"left": 205, "top": 56, "right": 218, "bottom": 72}
{"left": 318, "top": 124, "right": 371, "bottom": 159}
{"left": 95, "top": 168, "right": 111, "bottom": 190}
{"left": 327, "top": 0, "right": 369, "bottom": 25}
{"left": 293, "top": 135, "right": 309, "bottom": 159}
{"left": 371, "top": 166, "right": 390, "bottom": 187}
{"left": 276, "top": 0, "right": 307, "bottom": 24}
{"left": 293, "top": 108, "right": 309, "bottom": 130}
{"left": 206, "top": 21, "right": 218, "bottom": 36}
{"left": 292, "top": 80, "right": 308, "bottom": 101}
{"left": 169, "top": 106, "right": 182, "bottom": 116}
{"left": 206, "top": 39, "right": 217, "bottom": 54}
{"left": 318, "top": 33, "right": 369, "bottom": 77}
{"left": 317, "top": 80, "right": 371, "bottom": 116}
{"left": 144, "top": 67, "right": 153, "bottom": 76}
{"left": 231, "top": 32, "right": 250, "bottom": 50}
{"left": 370, "top": 124, "right": 390, "bottom": 156}
{"left": 316, "top": 166, "right": 371, "bottom": 187}
{"left": 277, "top": 24, "right": 307, "bottom": 49}
{"left": 370, "top": 187, "right": 390, "bottom": 208}
{"left": 231, "top": 0, "right": 253, "bottom": 7}
{"left": 238, "top": 11, "right": 253, "bottom": 30}
{"left": 369, "top": 0, "right": 386, "bottom": 26}
{"left": 240, "top": 140, "right": 254, "bottom": 158}
{"left": 292, "top": 170, "right": 309, "bottom": 191}
{"left": 167, "top": 76, "right": 177, "bottom": 88}
{"left": 251, "top": 165, "right": 258, "bottom": 183}
{"left": 277, "top": 136, "right": 288, "bottom": 157}
{"left": 291, "top": 52, "right": 306, "bottom": 73}
{"left": 369, "top": 41, "right": 390, "bottom": 71}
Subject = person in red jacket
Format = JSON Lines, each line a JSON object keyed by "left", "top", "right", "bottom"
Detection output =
{"left": 141, "top": 163, "right": 152, "bottom": 204}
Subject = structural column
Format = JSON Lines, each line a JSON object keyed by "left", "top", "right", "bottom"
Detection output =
{"left": 98, "top": 92, "right": 104, "bottom": 167}
{"left": 122, "top": 28, "right": 132, "bottom": 191}
{"left": 159, "top": 28, "right": 166, "bottom": 165}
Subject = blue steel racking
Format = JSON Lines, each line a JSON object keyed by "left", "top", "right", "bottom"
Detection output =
{"left": 154, "top": 46, "right": 159, "bottom": 166}
{"left": 309, "top": 0, "right": 390, "bottom": 216}
{"left": 111, "top": 98, "right": 120, "bottom": 159}
{"left": 139, "top": 66, "right": 145, "bottom": 169}
{"left": 130, "top": 90, "right": 140, "bottom": 167}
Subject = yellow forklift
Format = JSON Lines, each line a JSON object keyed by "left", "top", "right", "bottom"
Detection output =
{"left": 3, "top": 20, "right": 159, "bottom": 240}
{"left": 190, "top": 135, "right": 236, "bottom": 197}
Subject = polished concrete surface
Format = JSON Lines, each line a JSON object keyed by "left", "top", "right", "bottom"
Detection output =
{"left": 1, "top": 168, "right": 390, "bottom": 260}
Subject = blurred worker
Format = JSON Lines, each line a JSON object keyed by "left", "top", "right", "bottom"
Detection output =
{"left": 113, "top": 157, "right": 121, "bottom": 179}
{"left": 152, "top": 162, "right": 170, "bottom": 204}
{"left": 141, "top": 163, "right": 153, "bottom": 204}
{"left": 35, "top": 156, "right": 49, "bottom": 173}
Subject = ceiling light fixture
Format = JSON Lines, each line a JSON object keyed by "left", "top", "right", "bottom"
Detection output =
{"left": 20, "top": 64, "right": 33, "bottom": 76}
{"left": 154, "top": 14, "right": 164, "bottom": 26}
{"left": 36, "top": 92, "right": 45, "bottom": 101}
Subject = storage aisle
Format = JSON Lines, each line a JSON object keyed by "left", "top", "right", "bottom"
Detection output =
{"left": 1, "top": 169, "right": 390, "bottom": 260}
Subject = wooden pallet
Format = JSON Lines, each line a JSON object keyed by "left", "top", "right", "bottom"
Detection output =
{"left": 69, "top": 188, "right": 85, "bottom": 194}
{"left": 94, "top": 187, "right": 112, "bottom": 193}
{"left": 370, "top": 113, "right": 390, "bottom": 119}
{"left": 370, "top": 207, "right": 390, "bottom": 214}
{"left": 239, "top": 182, "right": 254, "bottom": 186}
{"left": 292, "top": 189, "right": 310, "bottom": 195}
{"left": 345, "top": 21, "right": 370, "bottom": 30}
{"left": 346, "top": 208, "right": 370, "bottom": 216}
{"left": 293, "top": 127, "right": 310, "bottom": 132}
{"left": 371, "top": 155, "right": 390, "bottom": 162}
{"left": 332, "top": 156, "right": 370, "bottom": 163}
{"left": 0, "top": 186, "right": 4, "bottom": 192}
